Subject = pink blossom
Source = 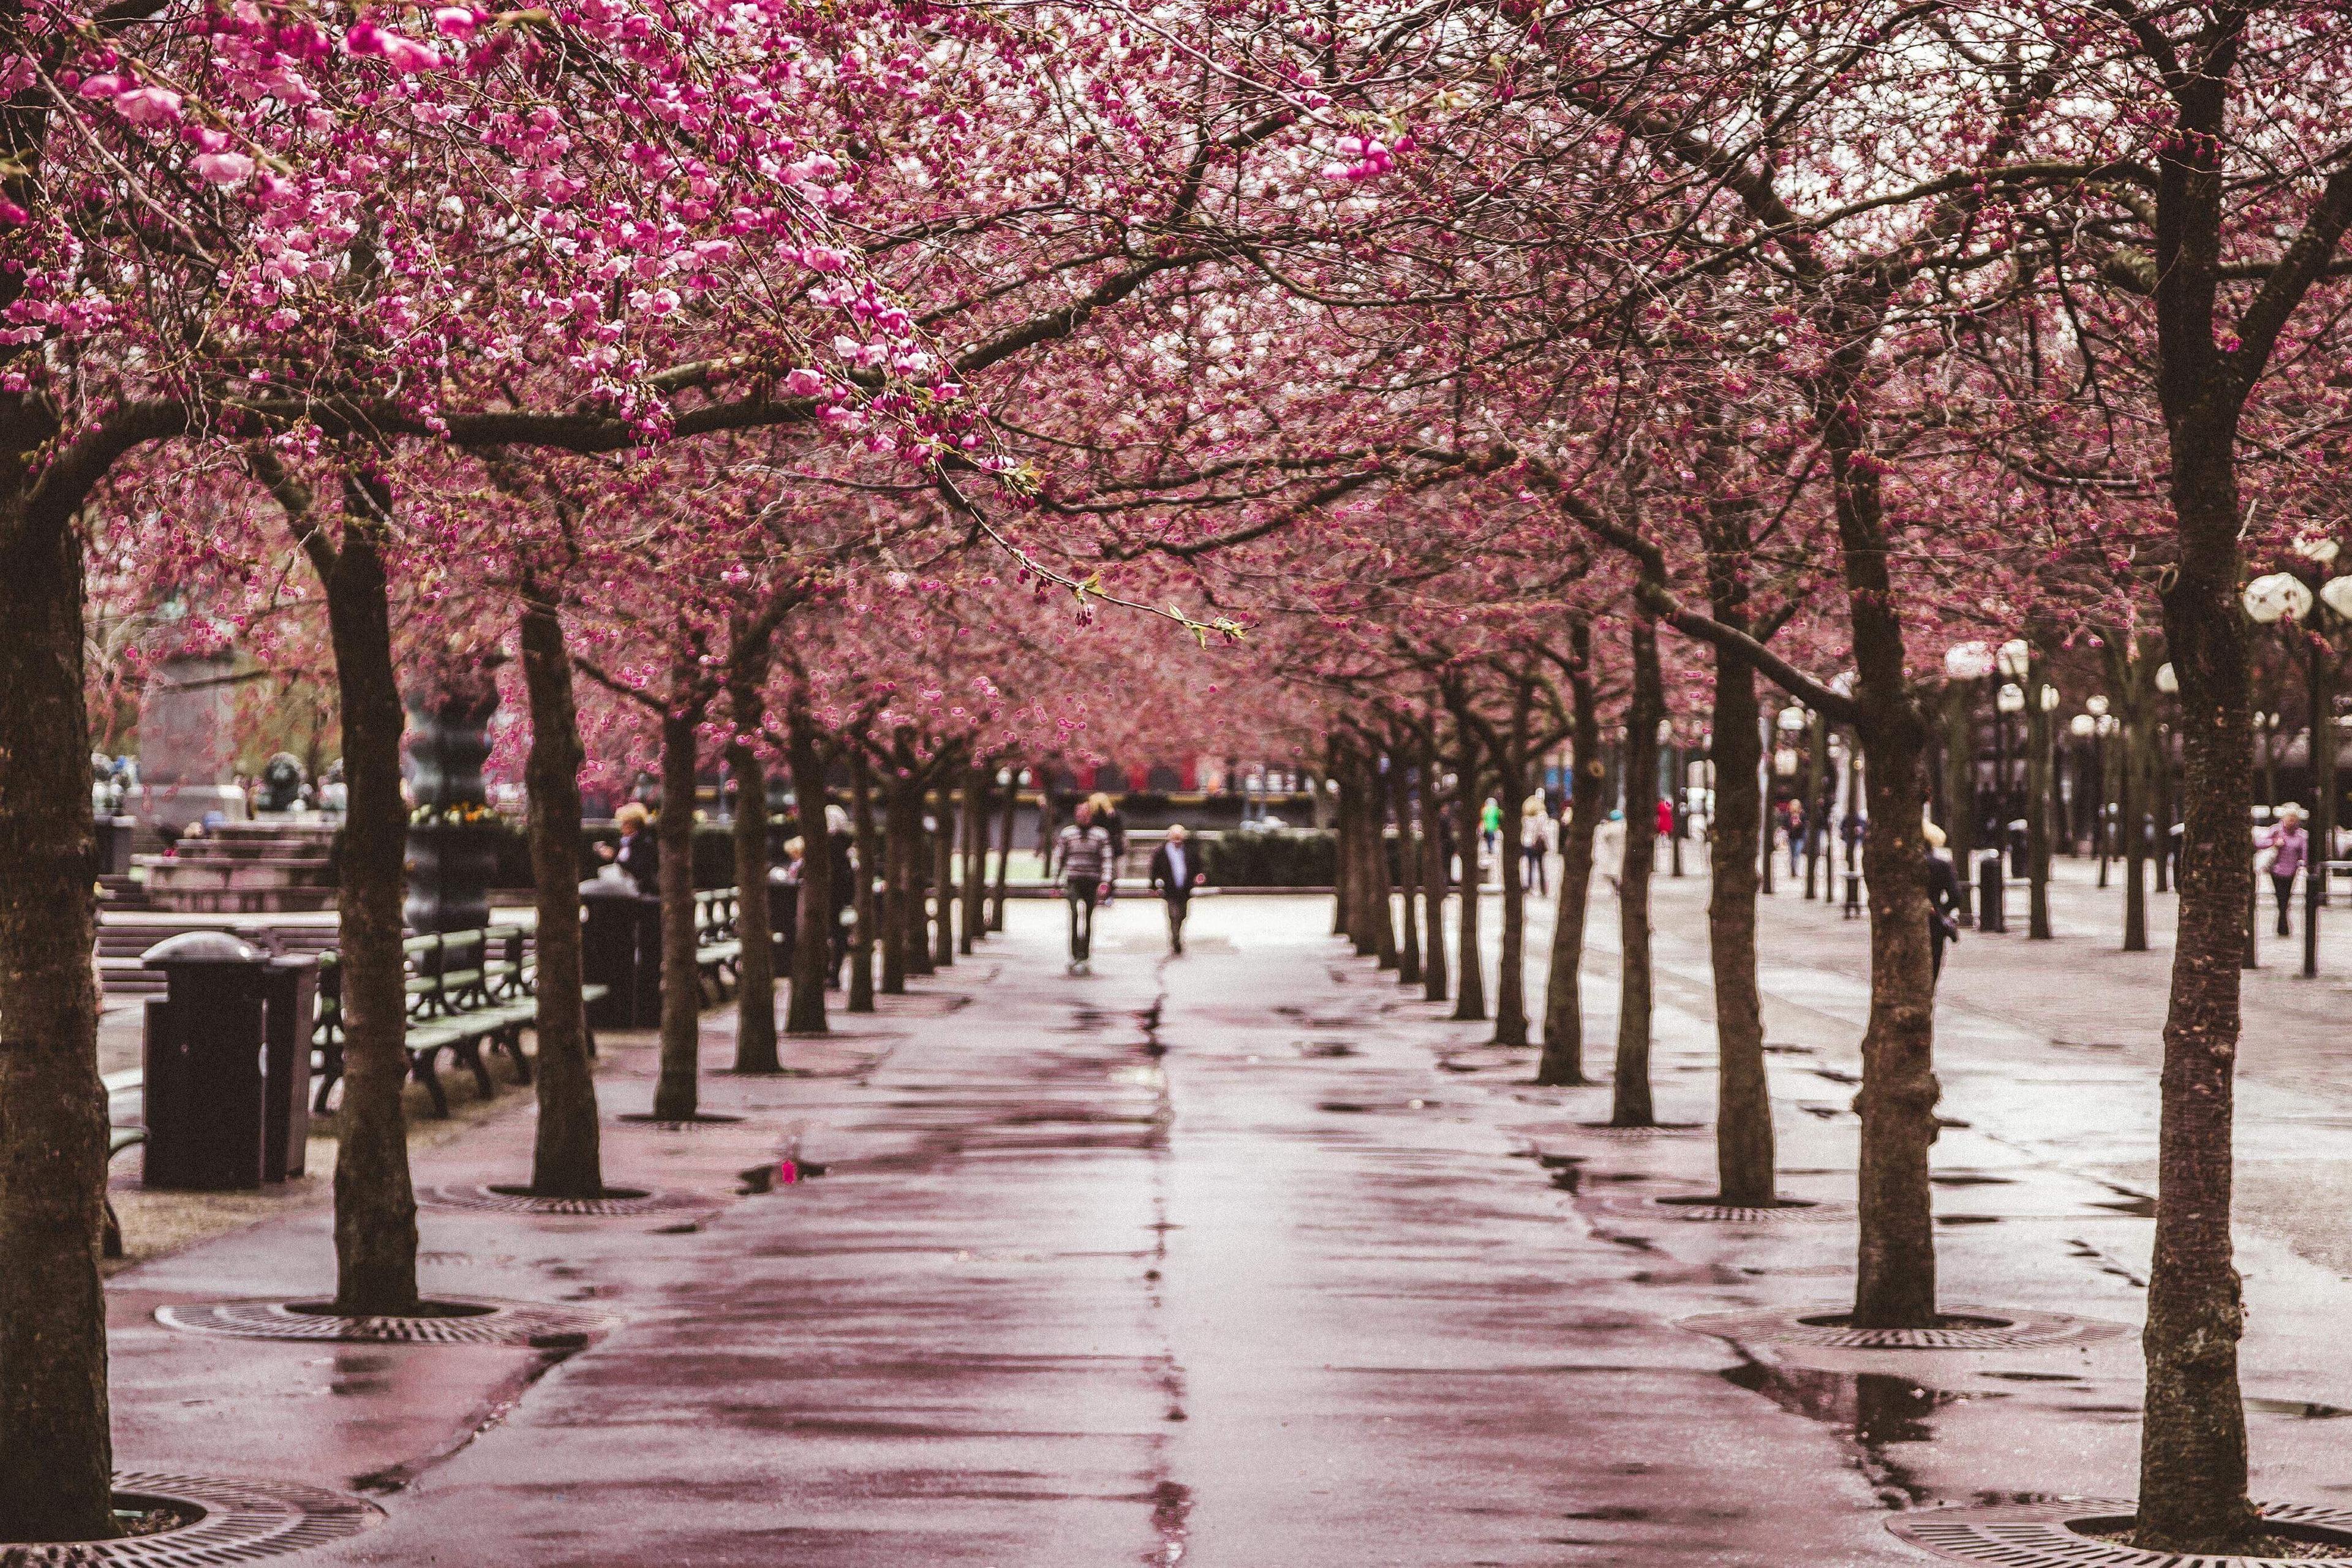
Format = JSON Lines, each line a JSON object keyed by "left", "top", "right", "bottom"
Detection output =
{"left": 113, "top": 86, "right": 184, "bottom": 127}
{"left": 783, "top": 367, "right": 826, "bottom": 397}
{"left": 801, "top": 246, "right": 849, "bottom": 273}
{"left": 190, "top": 152, "right": 255, "bottom": 186}
{"left": 432, "top": 7, "right": 478, "bottom": 37}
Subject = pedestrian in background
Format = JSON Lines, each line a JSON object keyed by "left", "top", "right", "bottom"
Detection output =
{"left": 2260, "top": 802, "right": 2309, "bottom": 938}
{"left": 1520, "top": 794, "right": 1553, "bottom": 895}
{"left": 1149, "top": 823, "right": 1207, "bottom": 954}
{"left": 1057, "top": 801, "right": 1114, "bottom": 973}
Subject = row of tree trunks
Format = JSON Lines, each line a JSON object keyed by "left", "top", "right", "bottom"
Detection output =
{"left": 880, "top": 759, "right": 914, "bottom": 994}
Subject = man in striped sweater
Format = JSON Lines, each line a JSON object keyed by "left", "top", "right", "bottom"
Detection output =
{"left": 1055, "top": 802, "right": 1115, "bottom": 974}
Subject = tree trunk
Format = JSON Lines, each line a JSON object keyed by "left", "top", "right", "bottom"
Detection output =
{"left": 1450, "top": 730, "right": 1487, "bottom": 1022}
{"left": 652, "top": 692, "right": 704, "bottom": 1121}
{"left": 323, "top": 508, "right": 421, "bottom": 1313}
{"left": 930, "top": 775, "right": 957, "bottom": 970}
{"left": 1390, "top": 752, "right": 1421, "bottom": 986}
{"left": 2135, "top": 411, "right": 2260, "bottom": 1549}
{"left": 990, "top": 763, "right": 1017, "bottom": 933}
{"left": 960, "top": 762, "right": 987, "bottom": 954}
{"left": 1611, "top": 616, "right": 1662, "bottom": 1127}
{"left": 785, "top": 717, "right": 831, "bottom": 1036}
{"left": 519, "top": 590, "right": 603, "bottom": 1197}
{"left": 1332, "top": 752, "right": 1355, "bottom": 941}
{"left": 848, "top": 751, "right": 879, "bottom": 1012}
{"left": 728, "top": 709, "right": 780, "bottom": 1070}
{"left": 1538, "top": 636, "right": 1603, "bottom": 1085}
{"left": 1709, "top": 643, "right": 1774, "bottom": 1205}
{"left": 905, "top": 771, "right": 936, "bottom": 978}
{"left": 0, "top": 488, "right": 117, "bottom": 1542}
{"left": 1493, "top": 712, "right": 1531, "bottom": 1047}
{"left": 881, "top": 772, "right": 911, "bottom": 995}
{"left": 1420, "top": 735, "right": 1450, "bottom": 1003}
{"left": 1368, "top": 755, "right": 1400, "bottom": 970}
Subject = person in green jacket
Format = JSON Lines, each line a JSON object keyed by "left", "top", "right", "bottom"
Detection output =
{"left": 1479, "top": 795, "right": 1503, "bottom": 868}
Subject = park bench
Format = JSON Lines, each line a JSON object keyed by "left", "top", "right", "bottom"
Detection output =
{"left": 311, "top": 924, "right": 608, "bottom": 1117}
{"left": 693, "top": 887, "right": 742, "bottom": 1001}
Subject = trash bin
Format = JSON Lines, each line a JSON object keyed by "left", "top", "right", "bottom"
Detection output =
{"left": 1976, "top": 851, "right": 2007, "bottom": 935}
{"left": 141, "top": 932, "right": 271, "bottom": 1190}
{"left": 582, "top": 881, "right": 662, "bottom": 1030}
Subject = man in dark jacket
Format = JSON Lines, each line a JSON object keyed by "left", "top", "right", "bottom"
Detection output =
{"left": 1148, "top": 823, "right": 1207, "bottom": 954}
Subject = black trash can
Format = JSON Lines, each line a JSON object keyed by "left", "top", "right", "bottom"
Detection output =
{"left": 582, "top": 881, "right": 662, "bottom": 1030}
{"left": 1976, "top": 851, "right": 2007, "bottom": 935}
{"left": 141, "top": 932, "right": 272, "bottom": 1191}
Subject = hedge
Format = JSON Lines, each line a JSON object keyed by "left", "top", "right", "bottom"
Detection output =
{"left": 1199, "top": 829, "right": 1336, "bottom": 887}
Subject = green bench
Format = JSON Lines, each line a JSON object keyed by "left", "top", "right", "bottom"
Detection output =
{"left": 312, "top": 925, "right": 609, "bottom": 1117}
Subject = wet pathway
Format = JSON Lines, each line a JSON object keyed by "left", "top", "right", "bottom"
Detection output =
{"left": 111, "top": 884, "right": 2352, "bottom": 1564}
{"left": 106, "top": 895, "right": 1909, "bottom": 1566}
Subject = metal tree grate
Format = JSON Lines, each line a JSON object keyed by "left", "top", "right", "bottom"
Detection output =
{"left": 413, "top": 1183, "right": 709, "bottom": 1216}
{"left": 1888, "top": 1498, "right": 2352, "bottom": 1567}
{"left": 0, "top": 1474, "right": 380, "bottom": 1566}
{"left": 156, "top": 1298, "right": 614, "bottom": 1347}
{"left": 1680, "top": 1303, "right": 2135, "bottom": 1350}
{"left": 1570, "top": 1121, "right": 1707, "bottom": 1139}
{"left": 613, "top": 1112, "right": 747, "bottom": 1128}
{"left": 1596, "top": 1193, "right": 1858, "bottom": 1224}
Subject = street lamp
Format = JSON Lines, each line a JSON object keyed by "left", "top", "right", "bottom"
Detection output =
{"left": 2248, "top": 560, "right": 2352, "bottom": 975}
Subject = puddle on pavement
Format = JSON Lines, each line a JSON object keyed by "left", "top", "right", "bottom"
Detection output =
{"left": 1931, "top": 1174, "right": 2016, "bottom": 1188}
{"left": 1981, "top": 1371, "right": 2082, "bottom": 1384}
{"left": 1721, "top": 1356, "right": 1968, "bottom": 1506}
{"left": 2247, "top": 1397, "right": 2352, "bottom": 1420}
{"left": 2090, "top": 1194, "right": 2157, "bottom": 1218}
{"left": 1936, "top": 1214, "right": 2002, "bottom": 1227}
{"left": 1298, "top": 1041, "right": 1358, "bottom": 1058}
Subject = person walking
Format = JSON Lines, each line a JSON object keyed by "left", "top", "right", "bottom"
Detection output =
{"left": 1479, "top": 795, "right": 1503, "bottom": 865}
{"left": 2261, "top": 802, "right": 2309, "bottom": 937}
{"left": 1056, "top": 801, "right": 1114, "bottom": 973}
{"left": 1519, "top": 794, "right": 1553, "bottom": 895}
{"left": 772, "top": 835, "right": 805, "bottom": 971}
{"left": 1148, "top": 823, "right": 1207, "bottom": 954}
{"left": 1924, "top": 821, "right": 1962, "bottom": 981}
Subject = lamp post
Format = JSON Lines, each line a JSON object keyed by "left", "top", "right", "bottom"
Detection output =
{"left": 1996, "top": 679, "right": 2026, "bottom": 876}
{"left": 2247, "top": 563, "right": 2349, "bottom": 978}
{"left": 1775, "top": 704, "right": 1806, "bottom": 890}
{"left": 1659, "top": 717, "right": 1683, "bottom": 878}
{"left": 2154, "top": 662, "right": 2179, "bottom": 892}
{"left": 1941, "top": 642, "right": 1996, "bottom": 923}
